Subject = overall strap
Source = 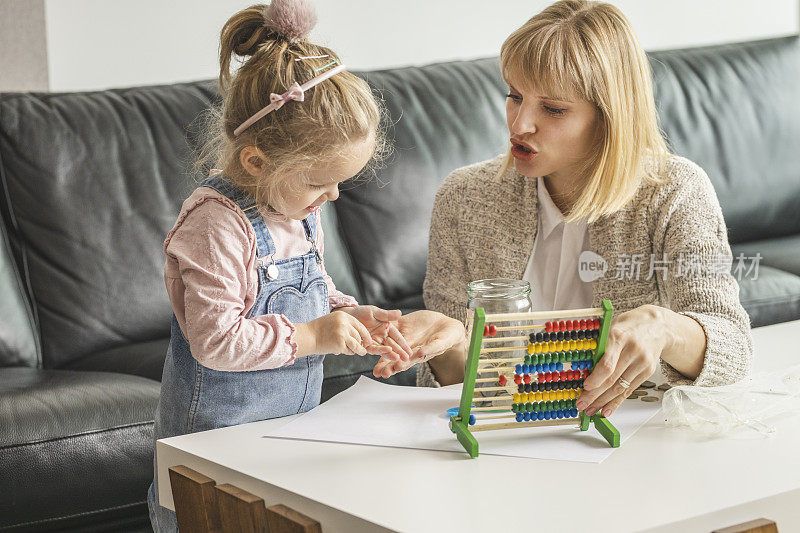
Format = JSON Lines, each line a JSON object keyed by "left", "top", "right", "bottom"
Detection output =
{"left": 198, "top": 174, "right": 275, "bottom": 257}
{"left": 302, "top": 214, "right": 322, "bottom": 263}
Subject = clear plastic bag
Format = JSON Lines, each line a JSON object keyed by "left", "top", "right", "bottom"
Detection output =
{"left": 662, "top": 364, "right": 800, "bottom": 437}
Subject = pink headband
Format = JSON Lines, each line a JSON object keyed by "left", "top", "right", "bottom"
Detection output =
{"left": 233, "top": 64, "right": 347, "bottom": 136}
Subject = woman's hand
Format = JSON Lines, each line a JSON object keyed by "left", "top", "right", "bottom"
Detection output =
{"left": 335, "top": 305, "right": 413, "bottom": 361}
{"left": 371, "top": 310, "right": 466, "bottom": 378}
{"left": 576, "top": 305, "right": 669, "bottom": 418}
{"left": 294, "top": 311, "right": 402, "bottom": 359}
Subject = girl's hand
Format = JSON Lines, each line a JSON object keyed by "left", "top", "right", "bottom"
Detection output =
{"left": 372, "top": 310, "right": 466, "bottom": 379}
{"left": 576, "top": 305, "right": 668, "bottom": 418}
{"left": 294, "top": 312, "right": 399, "bottom": 359}
{"left": 336, "top": 306, "right": 413, "bottom": 361}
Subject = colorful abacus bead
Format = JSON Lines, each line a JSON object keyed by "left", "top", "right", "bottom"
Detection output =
{"left": 483, "top": 325, "right": 489, "bottom": 337}
{"left": 488, "top": 324, "right": 497, "bottom": 336}
{"left": 469, "top": 414, "right": 476, "bottom": 425}
{"left": 498, "top": 374, "right": 507, "bottom": 386}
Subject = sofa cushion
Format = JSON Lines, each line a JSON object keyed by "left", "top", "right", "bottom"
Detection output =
{"left": 0, "top": 219, "right": 38, "bottom": 368}
{"left": 60, "top": 338, "right": 169, "bottom": 382}
{"left": 339, "top": 58, "right": 509, "bottom": 308}
{"left": 737, "top": 265, "right": 800, "bottom": 327}
{"left": 0, "top": 367, "right": 159, "bottom": 529}
{"left": 733, "top": 234, "right": 800, "bottom": 277}
{"left": 649, "top": 36, "right": 800, "bottom": 244}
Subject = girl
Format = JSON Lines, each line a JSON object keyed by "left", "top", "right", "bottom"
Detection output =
{"left": 147, "top": 1, "right": 414, "bottom": 529}
{"left": 376, "top": 0, "right": 753, "bottom": 416}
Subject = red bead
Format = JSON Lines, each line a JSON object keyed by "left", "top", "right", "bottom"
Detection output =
{"left": 545, "top": 321, "right": 553, "bottom": 333}
{"left": 594, "top": 318, "right": 601, "bottom": 330}
{"left": 488, "top": 324, "right": 497, "bottom": 336}
{"left": 483, "top": 325, "right": 489, "bottom": 337}
{"left": 559, "top": 321, "right": 566, "bottom": 332}
{"left": 498, "top": 374, "right": 507, "bottom": 386}
{"left": 566, "top": 320, "right": 573, "bottom": 331}
{"left": 578, "top": 319, "right": 585, "bottom": 330}
{"left": 523, "top": 374, "right": 531, "bottom": 383}
{"left": 538, "top": 373, "right": 546, "bottom": 383}
{"left": 514, "top": 374, "right": 522, "bottom": 385}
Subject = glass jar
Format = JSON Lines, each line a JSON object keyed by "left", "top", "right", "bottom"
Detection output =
{"left": 466, "top": 279, "right": 532, "bottom": 398}
{"left": 466, "top": 278, "right": 533, "bottom": 316}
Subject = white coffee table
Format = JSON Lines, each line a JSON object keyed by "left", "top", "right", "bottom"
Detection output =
{"left": 156, "top": 320, "right": 800, "bottom": 532}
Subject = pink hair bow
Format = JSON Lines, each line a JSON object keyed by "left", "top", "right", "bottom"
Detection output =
{"left": 234, "top": 64, "right": 347, "bottom": 137}
{"left": 269, "top": 82, "right": 305, "bottom": 110}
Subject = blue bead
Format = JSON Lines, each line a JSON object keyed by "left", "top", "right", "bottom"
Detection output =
{"left": 523, "top": 364, "right": 530, "bottom": 374}
{"left": 557, "top": 410, "right": 564, "bottom": 419}
{"left": 516, "top": 413, "right": 524, "bottom": 422}
{"left": 523, "top": 412, "right": 531, "bottom": 421}
{"left": 469, "top": 414, "right": 476, "bottom": 425}
{"left": 515, "top": 364, "right": 522, "bottom": 375}
{"left": 537, "top": 411, "right": 544, "bottom": 420}
{"left": 571, "top": 408, "right": 578, "bottom": 417}
{"left": 557, "top": 362, "right": 563, "bottom": 371}
{"left": 544, "top": 411, "right": 551, "bottom": 420}
{"left": 536, "top": 364, "right": 543, "bottom": 372}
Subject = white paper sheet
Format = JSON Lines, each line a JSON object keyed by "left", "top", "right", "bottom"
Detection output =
{"left": 264, "top": 376, "right": 661, "bottom": 462}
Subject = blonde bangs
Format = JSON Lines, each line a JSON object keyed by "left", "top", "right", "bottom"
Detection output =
{"left": 497, "top": 0, "right": 670, "bottom": 223}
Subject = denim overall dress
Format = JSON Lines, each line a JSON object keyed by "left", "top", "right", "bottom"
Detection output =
{"left": 147, "top": 174, "right": 328, "bottom": 531}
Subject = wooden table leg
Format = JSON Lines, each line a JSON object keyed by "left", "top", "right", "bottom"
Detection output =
{"left": 169, "top": 465, "right": 222, "bottom": 532}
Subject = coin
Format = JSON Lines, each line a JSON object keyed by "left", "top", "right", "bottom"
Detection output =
{"left": 629, "top": 390, "right": 646, "bottom": 397}
{"left": 657, "top": 383, "right": 672, "bottom": 391}
{"left": 640, "top": 396, "right": 659, "bottom": 402}
{"left": 640, "top": 380, "right": 656, "bottom": 389}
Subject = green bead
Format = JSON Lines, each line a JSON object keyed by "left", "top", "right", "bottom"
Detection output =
{"left": 511, "top": 403, "right": 518, "bottom": 413}
{"left": 526, "top": 402, "right": 533, "bottom": 412}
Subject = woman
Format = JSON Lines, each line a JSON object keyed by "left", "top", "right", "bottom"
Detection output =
{"left": 377, "top": 0, "right": 752, "bottom": 419}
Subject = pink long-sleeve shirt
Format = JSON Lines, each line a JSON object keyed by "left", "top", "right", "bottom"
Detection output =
{"left": 163, "top": 187, "right": 358, "bottom": 372}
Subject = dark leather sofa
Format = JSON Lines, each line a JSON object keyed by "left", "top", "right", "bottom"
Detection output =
{"left": 1, "top": 36, "right": 799, "bottom": 531}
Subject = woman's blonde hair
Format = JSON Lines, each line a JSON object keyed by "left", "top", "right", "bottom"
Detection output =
{"left": 498, "top": 0, "right": 669, "bottom": 222}
{"left": 195, "top": 4, "right": 386, "bottom": 211}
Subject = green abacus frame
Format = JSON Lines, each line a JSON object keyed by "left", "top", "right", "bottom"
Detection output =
{"left": 449, "top": 299, "right": 620, "bottom": 458}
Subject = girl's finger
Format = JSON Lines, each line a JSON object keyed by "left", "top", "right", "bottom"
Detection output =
{"left": 382, "top": 335, "right": 409, "bottom": 361}
{"left": 350, "top": 319, "right": 375, "bottom": 348}
{"left": 345, "top": 335, "right": 367, "bottom": 356}
{"left": 386, "top": 324, "right": 413, "bottom": 357}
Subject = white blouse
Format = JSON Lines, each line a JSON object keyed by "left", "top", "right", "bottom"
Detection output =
{"left": 523, "top": 177, "right": 594, "bottom": 312}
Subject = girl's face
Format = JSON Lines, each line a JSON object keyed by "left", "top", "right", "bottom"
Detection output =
{"left": 505, "top": 74, "right": 600, "bottom": 183}
{"left": 277, "top": 137, "right": 375, "bottom": 220}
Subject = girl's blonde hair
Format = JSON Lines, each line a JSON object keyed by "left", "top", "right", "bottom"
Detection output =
{"left": 498, "top": 0, "right": 669, "bottom": 222}
{"left": 196, "top": 4, "right": 385, "bottom": 211}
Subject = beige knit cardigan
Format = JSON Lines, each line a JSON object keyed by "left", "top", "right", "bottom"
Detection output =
{"left": 418, "top": 154, "right": 753, "bottom": 388}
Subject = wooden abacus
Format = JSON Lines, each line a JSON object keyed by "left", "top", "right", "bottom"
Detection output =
{"left": 449, "top": 300, "right": 620, "bottom": 458}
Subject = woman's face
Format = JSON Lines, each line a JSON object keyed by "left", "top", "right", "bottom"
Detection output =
{"left": 505, "top": 74, "right": 600, "bottom": 183}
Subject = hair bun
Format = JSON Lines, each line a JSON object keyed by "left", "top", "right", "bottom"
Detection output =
{"left": 262, "top": 0, "right": 317, "bottom": 43}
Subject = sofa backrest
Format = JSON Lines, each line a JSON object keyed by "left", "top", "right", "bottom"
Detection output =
{"left": 0, "top": 221, "right": 38, "bottom": 367}
{"left": 650, "top": 36, "right": 800, "bottom": 244}
{"left": 0, "top": 36, "right": 797, "bottom": 369}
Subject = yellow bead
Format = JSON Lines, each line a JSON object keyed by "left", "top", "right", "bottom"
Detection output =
{"left": 590, "top": 339, "right": 597, "bottom": 350}
{"left": 579, "top": 340, "right": 586, "bottom": 350}
{"left": 513, "top": 393, "right": 521, "bottom": 403}
{"left": 576, "top": 388, "right": 583, "bottom": 398}
{"left": 535, "top": 342, "right": 542, "bottom": 354}
{"left": 557, "top": 391, "right": 564, "bottom": 400}
{"left": 549, "top": 341, "right": 555, "bottom": 352}
{"left": 535, "top": 392, "right": 543, "bottom": 402}
{"left": 527, "top": 343, "right": 535, "bottom": 355}
{"left": 527, "top": 392, "right": 535, "bottom": 402}
{"left": 570, "top": 340, "right": 577, "bottom": 350}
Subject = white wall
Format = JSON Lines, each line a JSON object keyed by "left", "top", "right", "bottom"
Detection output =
{"left": 9, "top": 0, "right": 800, "bottom": 92}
